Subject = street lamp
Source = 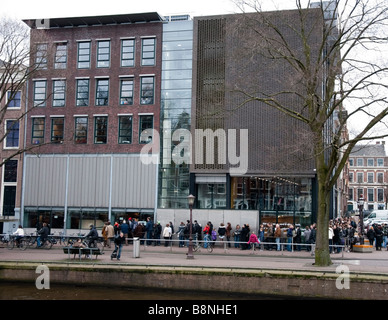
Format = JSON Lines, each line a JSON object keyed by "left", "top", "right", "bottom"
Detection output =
{"left": 187, "top": 194, "right": 195, "bottom": 259}
{"left": 358, "top": 195, "right": 365, "bottom": 245}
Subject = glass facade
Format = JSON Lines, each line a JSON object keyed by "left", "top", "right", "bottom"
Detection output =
{"left": 158, "top": 19, "right": 193, "bottom": 209}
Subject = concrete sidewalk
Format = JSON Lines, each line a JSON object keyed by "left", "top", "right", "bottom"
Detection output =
{"left": 1, "top": 243, "right": 388, "bottom": 276}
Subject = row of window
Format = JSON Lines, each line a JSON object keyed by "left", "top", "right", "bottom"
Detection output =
{"left": 30, "top": 115, "right": 154, "bottom": 145}
{"left": 349, "top": 172, "right": 385, "bottom": 184}
{"left": 349, "top": 158, "right": 385, "bottom": 167}
{"left": 349, "top": 188, "right": 385, "bottom": 202}
{"left": 36, "top": 37, "right": 156, "bottom": 70}
{"left": 33, "top": 76, "right": 154, "bottom": 107}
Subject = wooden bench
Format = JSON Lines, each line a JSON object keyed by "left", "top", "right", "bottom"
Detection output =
{"left": 63, "top": 247, "right": 103, "bottom": 260}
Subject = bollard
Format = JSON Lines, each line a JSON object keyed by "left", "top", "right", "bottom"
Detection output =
{"left": 133, "top": 237, "right": 140, "bottom": 258}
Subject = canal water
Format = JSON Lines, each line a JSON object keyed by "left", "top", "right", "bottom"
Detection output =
{"left": 0, "top": 281, "right": 285, "bottom": 300}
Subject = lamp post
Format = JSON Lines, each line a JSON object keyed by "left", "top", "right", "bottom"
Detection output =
{"left": 187, "top": 194, "right": 195, "bottom": 259}
{"left": 358, "top": 195, "right": 365, "bottom": 245}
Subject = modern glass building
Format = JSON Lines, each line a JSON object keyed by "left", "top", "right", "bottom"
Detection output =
{"left": 158, "top": 17, "right": 193, "bottom": 210}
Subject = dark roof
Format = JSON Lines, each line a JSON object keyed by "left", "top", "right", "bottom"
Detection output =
{"left": 23, "top": 12, "right": 163, "bottom": 29}
{"left": 350, "top": 143, "right": 386, "bottom": 157}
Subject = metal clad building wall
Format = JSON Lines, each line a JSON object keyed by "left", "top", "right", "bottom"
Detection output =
{"left": 24, "top": 156, "right": 67, "bottom": 207}
{"left": 24, "top": 154, "right": 156, "bottom": 210}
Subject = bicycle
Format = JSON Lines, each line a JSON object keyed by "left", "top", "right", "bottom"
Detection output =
{"left": 25, "top": 233, "right": 54, "bottom": 249}
{"left": 85, "top": 236, "right": 105, "bottom": 253}
{"left": 7, "top": 235, "right": 28, "bottom": 251}
{"left": 193, "top": 240, "right": 213, "bottom": 253}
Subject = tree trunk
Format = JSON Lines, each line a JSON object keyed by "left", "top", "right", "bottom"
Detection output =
{"left": 314, "top": 137, "right": 332, "bottom": 266}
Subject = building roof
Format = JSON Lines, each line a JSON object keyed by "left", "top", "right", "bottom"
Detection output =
{"left": 350, "top": 143, "right": 386, "bottom": 157}
{"left": 22, "top": 12, "right": 163, "bottom": 29}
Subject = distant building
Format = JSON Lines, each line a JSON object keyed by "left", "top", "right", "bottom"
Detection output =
{"left": 348, "top": 141, "right": 388, "bottom": 212}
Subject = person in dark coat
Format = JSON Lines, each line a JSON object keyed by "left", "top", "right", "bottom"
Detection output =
{"left": 375, "top": 225, "right": 383, "bottom": 250}
{"left": 240, "top": 224, "right": 250, "bottom": 250}
{"left": 366, "top": 226, "right": 375, "bottom": 247}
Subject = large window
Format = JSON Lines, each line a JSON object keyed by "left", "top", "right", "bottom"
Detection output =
{"left": 52, "top": 80, "right": 66, "bottom": 107}
{"left": 54, "top": 42, "right": 67, "bottom": 69}
{"left": 118, "top": 116, "right": 132, "bottom": 144}
{"left": 94, "top": 116, "right": 108, "bottom": 144}
{"left": 140, "top": 76, "right": 154, "bottom": 105}
{"left": 32, "top": 117, "right": 45, "bottom": 145}
{"left": 33, "top": 80, "right": 47, "bottom": 107}
{"left": 141, "top": 37, "right": 156, "bottom": 66}
{"left": 7, "top": 91, "right": 21, "bottom": 108}
{"left": 97, "top": 40, "right": 110, "bottom": 68}
{"left": 357, "top": 172, "right": 364, "bottom": 183}
{"left": 76, "top": 79, "right": 89, "bottom": 106}
{"left": 121, "top": 39, "right": 135, "bottom": 67}
{"left": 77, "top": 41, "right": 91, "bottom": 69}
{"left": 139, "top": 115, "right": 153, "bottom": 144}
{"left": 95, "top": 79, "right": 109, "bottom": 106}
{"left": 5, "top": 120, "right": 19, "bottom": 148}
{"left": 51, "top": 118, "right": 64, "bottom": 143}
{"left": 367, "top": 172, "right": 374, "bottom": 183}
{"left": 75, "top": 117, "right": 88, "bottom": 144}
{"left": 120, "top": 79, "right": 134, "bottom": 105}
{"left": 35, "top": 43, "right": 47, "bottom": 69}
{"left": 4, "top": 160, "right": 17, "bottom": 182}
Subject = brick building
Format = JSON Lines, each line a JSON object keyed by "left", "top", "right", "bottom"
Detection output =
{"left": 348, "top": 142, "right": 388, "bottom": 213}
{"left": 20, "top": 13, "right": 163, "bottom": 232}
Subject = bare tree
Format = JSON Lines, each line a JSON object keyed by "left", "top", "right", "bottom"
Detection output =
{"left": 231, "top": 0, "right": 388, "bottom": 266}
{"left": 0, "top": 16, "right": 52, "bottom": 167}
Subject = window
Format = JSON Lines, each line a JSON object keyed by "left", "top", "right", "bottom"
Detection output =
{"left": 32, "top": 118, "right": 45, "bottom": 145}
{"left": 367, "top": 158, "right": 374, "bottom": 166}
{"left": 76, "top": 79, "right": 89, "bottom": 106}
{"left": 348, "top": 188, "right": 353, "bottom": 201}
{"left": 349, "top": 172, "right": 353, "bottom": 183}
{"left": 51, "top": 118, "right": 64, "bottom": 143}
{"left": 139, "top": 115, "right": 153, "bottom": 144}
{"left": 367, "top": 188, "right": 374, "bottom": 202}
{"left": 140, "top": 76, "right": 154, "bottom": 105}
{"left": 33, "top": 80, "right": 47, "bottom": 107}
{"left": 141, "top": 38, "right": 156, "bottom": 66}
{"left": 120, "top": 79, "right": 134, "bottom": 105}
{"left": 95, "top": 79, "right": 109, "bottom": 106}
{"left": 367, "top": 172, "right": 374, "bottom": 183}
{"left": 94, "top": 116, "right": 107, "bottom": 144}
{"left": 77, "top": 41, "right": 91, "bottom": 69}
{"left": 7, "top": 91, "right": 21, "bottom": 108}
{"left": 3, "top": 186, "right": 16, "bottom": 216}
{"left": 52, "top": 80, "right": 66, "bottom": 107}
{"left": 121, "top": 39, "right": 135, "bottom": 67}
{"left": 54, "top": 43, "right": 67, "bottom": 69}
{"left": 349, "top": 158, "right": 354, "bottom": 166}
{"left": 377, "top": 158, "right": 384, "bottom": 167}
{"left": 97, "top": 40, "right": 110, "bottom": 68}
{"left": 36, "top": 43, "right": 47, "bottom": 69}
{"left": 378, "top": 189, "right": 384, "bottom": 202}
{"left": 377, "top": 172, "right": 384, "bottom": 183}
{"left": 5, "top": 120, "right": 19, "bottom": 148}
{"left": 118, "top": 116, "right": 132, "bottom": 144}
{"left": 4, "top": 160, "right": 17, "bottom": 182}
{"left": 357, "top": 172, "right": 363, "bottom": 183}
{"left": 75, "top": 117, "right": 88, "bottom": 144}
{"left": 357, "top": 158, "right": 364, "bottom": 166}
{"left": 357, "top": 188, "right": 364, "bottom": 200}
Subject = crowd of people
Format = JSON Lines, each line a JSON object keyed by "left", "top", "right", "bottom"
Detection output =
{"left": 91, "top": 216, "right": 388, "bottom": 256}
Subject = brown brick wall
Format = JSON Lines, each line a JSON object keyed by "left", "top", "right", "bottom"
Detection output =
{"left": 26, "top": 21, "right": 163, "bottom": 155}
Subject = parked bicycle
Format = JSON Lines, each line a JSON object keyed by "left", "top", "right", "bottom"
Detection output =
{"left": 193, "top": 240, "right": 213, "bottom": 253}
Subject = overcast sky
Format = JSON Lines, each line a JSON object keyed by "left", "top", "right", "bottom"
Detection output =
{"left": 1, "top": 0, "right": 295, "bottom": 20}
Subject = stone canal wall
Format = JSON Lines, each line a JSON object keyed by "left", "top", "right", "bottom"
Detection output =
{"left": 1, "top": 262, "right": 387, "bottom": 300}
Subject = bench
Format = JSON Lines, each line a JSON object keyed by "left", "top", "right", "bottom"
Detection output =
{"left": 63, "top": 247, "right": 103, "bottom": 260}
